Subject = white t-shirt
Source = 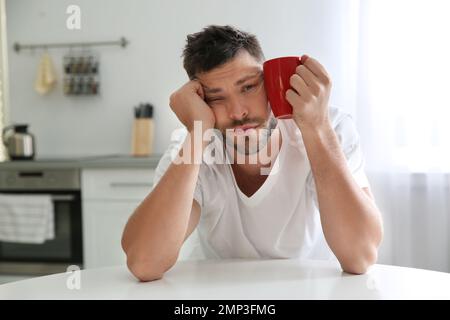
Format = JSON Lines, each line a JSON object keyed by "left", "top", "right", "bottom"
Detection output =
{"left": 153, "top": 106, "right": 370, "bottom": 261}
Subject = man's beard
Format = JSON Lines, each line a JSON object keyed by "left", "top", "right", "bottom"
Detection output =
{"left": 221, "top": 113, "right": 278, "bottom": 156}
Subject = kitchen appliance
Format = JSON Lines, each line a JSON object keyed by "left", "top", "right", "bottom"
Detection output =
{"left": 2, "top": 124, "right": 36, "bottom": 160}
{"left": 0, "top": 168, "right": 83, "bottom": 276}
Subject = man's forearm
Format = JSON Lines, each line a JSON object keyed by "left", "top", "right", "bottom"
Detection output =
{"left": 300, "top": 122, "right": 383, "bottom": 274}
{"left": 121, "top": 130, "right": 205, "bottom": 279}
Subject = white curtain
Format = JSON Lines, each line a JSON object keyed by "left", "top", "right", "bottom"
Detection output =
{"left": 356, "top": 0, "right": 450, "bottom": 272}
{"left": 0, "top": 0, "right": 8, "bottom": 161}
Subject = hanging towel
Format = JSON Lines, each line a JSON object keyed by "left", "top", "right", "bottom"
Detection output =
{"left": 0, "top": 194, "right": 55, "bottom": 244}
{"left": 34, "top": 52, "right": 57, "bottom": 95}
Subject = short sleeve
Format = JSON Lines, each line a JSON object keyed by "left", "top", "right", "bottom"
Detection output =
{"left": 334, "top": 114, "right": 370, "bottom": 189}
{"left": 153, "top": 127, "right": 204, "bottom": 207}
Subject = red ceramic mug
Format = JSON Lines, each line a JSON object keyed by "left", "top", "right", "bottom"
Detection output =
{"left": 263, "top": 56, "right": 306, "bottom": 119}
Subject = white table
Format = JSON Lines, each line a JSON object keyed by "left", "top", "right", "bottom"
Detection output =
{"left": 0, "top": 259, "right": 449, "bottom": 299}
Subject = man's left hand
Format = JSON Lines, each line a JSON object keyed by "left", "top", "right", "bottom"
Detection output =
{"left": 285, "top": 55, "right": 332, "bottom": 131}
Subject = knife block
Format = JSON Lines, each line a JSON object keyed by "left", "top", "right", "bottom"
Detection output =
{"left": 131, "top": 118, "right": 154, "bottom": 156}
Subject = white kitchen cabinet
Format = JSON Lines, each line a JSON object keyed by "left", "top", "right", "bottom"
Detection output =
{"left": 82, "top": 168, "right": 155, "bottom": 201}
{"left": 82, "top": 200, "right": 139, "bottom": 268}
{"left": 81, "top": 168, "right": 154, "bottom": 269}
{"left": 81, "top": 168, "right": 199, "bottom": 269}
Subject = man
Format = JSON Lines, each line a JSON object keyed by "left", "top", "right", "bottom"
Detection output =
{"left": 121, "top": 25, "right": 383, "bottom": 282}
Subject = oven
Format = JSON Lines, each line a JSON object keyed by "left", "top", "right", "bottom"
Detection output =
{"left": 0, "top": 169, "right": 83, "bottom": 276}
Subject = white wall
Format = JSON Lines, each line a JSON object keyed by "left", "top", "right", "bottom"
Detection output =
{"left": 5, "top": 0, "right": 359, "bottom": 157}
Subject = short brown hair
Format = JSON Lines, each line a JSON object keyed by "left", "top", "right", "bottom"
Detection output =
{"left": 182, "top": 25, "right": 265, "bottom": 79}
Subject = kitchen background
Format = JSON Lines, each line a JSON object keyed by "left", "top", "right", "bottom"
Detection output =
{"left": 0, "top": 0, "right": 449, "bottom": 284}
{"left": 3, "top": 0, "right": 359, "bottom": 157}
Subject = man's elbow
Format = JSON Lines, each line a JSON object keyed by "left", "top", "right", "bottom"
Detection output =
{"left": 125, "top": 248, "right": 179, "bottom": 282}
{"left": 127, "top": 258, "right": 169, "bottom": 282}
{"left": 341, "top": 246, "right": 378, "bottom": 275}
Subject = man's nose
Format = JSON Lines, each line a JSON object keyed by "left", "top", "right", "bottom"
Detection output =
{"left": 228, "top": 98, "right": 248, "bottom": 121}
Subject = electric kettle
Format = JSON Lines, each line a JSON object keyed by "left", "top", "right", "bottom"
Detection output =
{"left": 2, "top": 124, "right": 36, "bottom": 160}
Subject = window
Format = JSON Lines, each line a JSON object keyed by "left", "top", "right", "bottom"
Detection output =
{"left": 363, "top": 0, "right": 450, "bottom": 172}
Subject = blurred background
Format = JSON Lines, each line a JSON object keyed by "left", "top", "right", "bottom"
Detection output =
{"left": 0, "top": 0, "right": 449, "bottom": 283}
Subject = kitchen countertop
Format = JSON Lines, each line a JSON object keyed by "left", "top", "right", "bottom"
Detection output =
{"left": 0, "top": 154, "right": 162, "bottom": 169}
{"left": 0, "top": 259, "right": 449, "bottom": 299}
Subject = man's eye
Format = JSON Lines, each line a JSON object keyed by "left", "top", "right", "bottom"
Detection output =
{"left": 242, "top": 84, "right": 256, "bottom": 92}
{"left": 206, "top": 97, "right": 223, "bottom": 103}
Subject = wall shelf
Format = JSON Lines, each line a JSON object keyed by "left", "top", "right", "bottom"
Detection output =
{"left": 13, "top": 37, "right": 128, "bottom": 53}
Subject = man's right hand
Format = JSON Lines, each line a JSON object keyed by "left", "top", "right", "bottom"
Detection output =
{"left": 169, "top": 80, "right": 216, "bottom": 132}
